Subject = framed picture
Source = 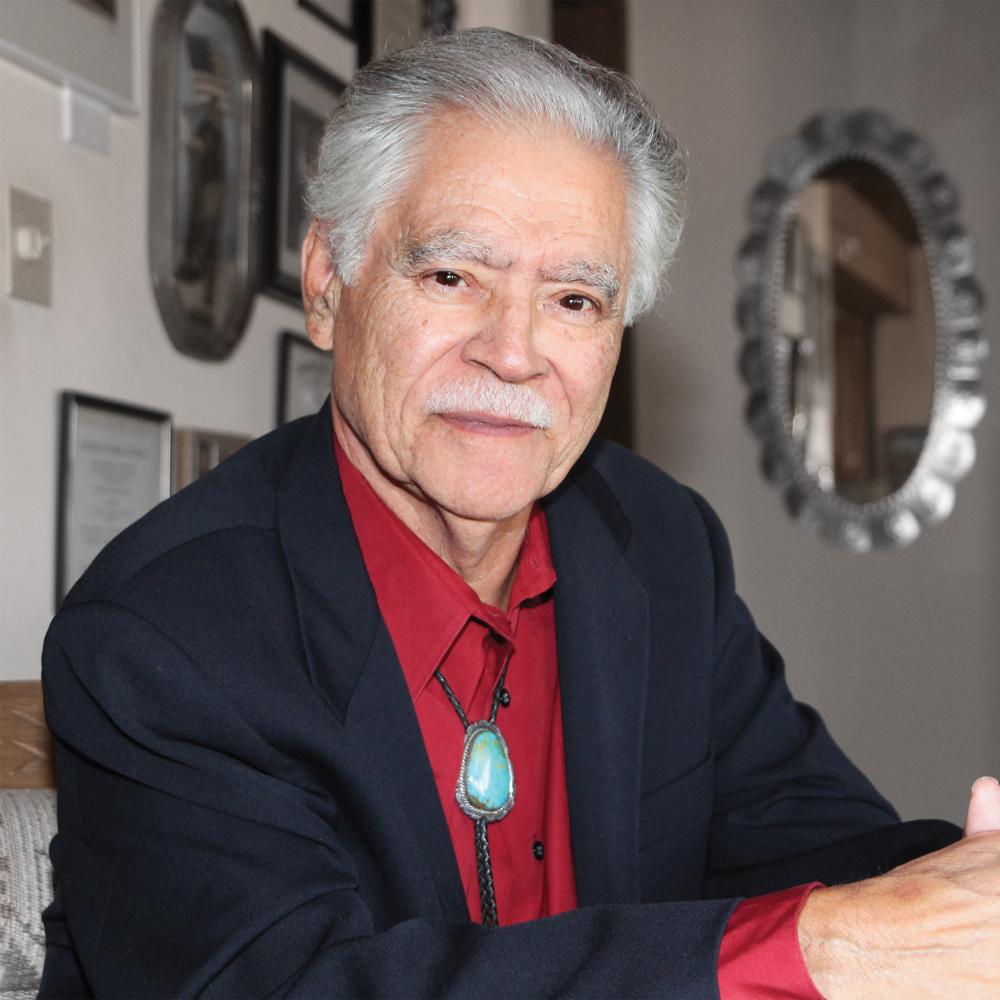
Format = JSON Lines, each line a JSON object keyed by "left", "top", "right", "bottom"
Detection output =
{"left": 74, "top": 0, "right": 118, "bottom": 19}
{"left": 356, "top": 0, "right": 456, "bottom": 66}
{"left": 0, "top": 0, "right": 140, "bottom": 112}
{"left": 148, "top": 0, "right": 260, "bottom": 361}
{"left": 261, "top": 31, "right": 345, "bottom": 303}
{"left": 172, "top": 427, "right": 252, "bottom": 491}
{"left": 298, "top": 0, "right": 356, "bottom": 39}
{"left": 56, "top": 393, "right": 171, "bottom": 607}
{"left": 277, "top": 331, "right": 333, "bottom": 424}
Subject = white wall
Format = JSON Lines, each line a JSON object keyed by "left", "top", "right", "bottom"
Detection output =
{"left": 630, "top": 0, "right": 1000, "bottom": 824}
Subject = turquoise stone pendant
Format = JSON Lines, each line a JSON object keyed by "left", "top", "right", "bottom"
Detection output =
{"left": 456, "top": 721, "right": 515, "bottom": 822}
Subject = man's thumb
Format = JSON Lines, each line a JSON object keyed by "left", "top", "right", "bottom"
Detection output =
{"left": 964, "top": 775, "right": 1000, "bottom": 836}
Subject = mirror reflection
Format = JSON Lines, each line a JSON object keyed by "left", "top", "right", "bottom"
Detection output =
{"left": 779, "top": 159, "right": 935, "bottom": 504}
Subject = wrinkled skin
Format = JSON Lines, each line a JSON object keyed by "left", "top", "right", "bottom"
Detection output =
{"left": 303, "top": 113, "right": 630, "bottom": 605}
{"left": 799, "top": 776, "right": 1000, "bottom": 998}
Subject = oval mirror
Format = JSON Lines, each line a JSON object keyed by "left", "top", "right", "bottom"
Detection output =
{"left": 148, "top": 0, "right": 261, "bottom": 361}
{"left": 735, "top": 110, "right": 987, "bottom": 551}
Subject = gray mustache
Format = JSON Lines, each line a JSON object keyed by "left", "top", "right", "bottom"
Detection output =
{"left": 423, "top": 380, "right": 555, "bottom": 429}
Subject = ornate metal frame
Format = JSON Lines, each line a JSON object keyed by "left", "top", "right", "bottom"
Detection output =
{"left": 148, "top": 0, "right": 261, "bottom": 361}
{"left": 734, "top": 109, "right": 987, "bottom": 551}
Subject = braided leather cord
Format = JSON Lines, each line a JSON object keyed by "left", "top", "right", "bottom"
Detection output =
{"left": 474, "top": 817, "right": 499, "bottom": 926}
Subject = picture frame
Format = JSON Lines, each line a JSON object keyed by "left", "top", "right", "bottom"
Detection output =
{"left": 261, "top": 31, "right": 345, "bottom": 303}
{"left": 297, "top": 0, "right": 356, "bottom": 40}
{"left": 172, "top": 427, "right": 252, "bottom": 491}
{"left": 356, "top": 0, "right": 456, "bottom": 66}
{"left": 277, "top": 331, "right": 333, "bottom": 424}
{"left": 74, "top": 0, "right": 119, "bottom": 20}
{"left": 0, "top": 0, "right": 140, "bottom": 113}
{"left": 56, "top": 392, "right": 171, "bottom": 607}
{"left": 148, "top": 0, "right": 261, "bottom": 361}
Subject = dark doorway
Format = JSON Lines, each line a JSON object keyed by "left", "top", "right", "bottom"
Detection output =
{"left": 552, "top": 0, "right": 633, "bottom": 450}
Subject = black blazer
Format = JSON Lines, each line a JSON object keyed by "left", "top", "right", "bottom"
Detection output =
{"left": 40, "top": 404, "right": 959, "bottom": 998}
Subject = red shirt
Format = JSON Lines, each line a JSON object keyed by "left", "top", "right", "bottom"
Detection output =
{"left": 335, "top": 437, "right": 822, "bottom": 997}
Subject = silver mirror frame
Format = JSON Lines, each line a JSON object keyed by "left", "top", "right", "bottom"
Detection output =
{"left": 148, "top": 0, "right": 261, "bottom": 361}
{"left": 735, "top": 109, "right": 987, "bottom": 551}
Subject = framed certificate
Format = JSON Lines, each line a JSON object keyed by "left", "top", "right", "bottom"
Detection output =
{"left": 56, "top": 393, "right": 171, "bottom": 606}
{"left": 277, "top": 331, "right": 332, "bottom": 424}
{"left": 0, "top": 0, "right": 140, "bottom": 114}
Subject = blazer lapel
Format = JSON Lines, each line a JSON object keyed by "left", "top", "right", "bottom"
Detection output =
{"left": 544, "top": 461, "right": 650, "bottom": 907}
{"left": 276, "top": 405, "right": 469, "bottom": 923}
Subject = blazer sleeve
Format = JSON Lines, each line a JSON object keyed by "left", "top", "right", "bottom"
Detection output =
{"left": 683, "top": 491, "right": 960, "bottom": 898}
{"left": 42, "top": 598, "right": 739, "bottom": 1000}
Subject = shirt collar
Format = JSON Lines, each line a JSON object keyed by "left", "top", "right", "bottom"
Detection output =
{"left": 334, "top": 433, "right": 556, "bottom": 701}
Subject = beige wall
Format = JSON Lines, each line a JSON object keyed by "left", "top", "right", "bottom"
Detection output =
{"left": 629, "top": 0, "right": 1000, "bottom": 823}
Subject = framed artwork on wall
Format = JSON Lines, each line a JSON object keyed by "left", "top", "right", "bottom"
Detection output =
{"left": 297, "top": 0, "right": 356, "bottom": 39}
{"left": 277, "top": 331, "right": 332, "bottom": 424}
{"left": 0, "top": 0, "right": 140, "bottom": 112}
{"left": 172, "top": 427, "right": 252, "bottom": 491}
{"left": 56, "top": 393, "right": 171, "bottom": 607}
{"left": 355, "top": 0, "right": 456, "bottom": 66}
{"left": 261, "top": 31, "right": 345, "bottom": 303}
{"left": 73, "top": 0, "right": 118, "bottom": 17}
{"left": 148, "top": 0, "right": 260, "bottom": 361}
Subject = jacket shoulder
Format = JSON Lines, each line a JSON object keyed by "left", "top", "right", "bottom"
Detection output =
{"left": 62, "top": 416, "right": 311, "bottom": 608}
{"left": 577, "top": 438, "right": 710, "bottom": 532}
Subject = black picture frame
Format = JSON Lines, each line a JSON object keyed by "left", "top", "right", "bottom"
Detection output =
{"left": 353, "top": 1, "right": 456, "bottom": 68}
{"left": 261, "top": 31, "right": 345, "bottom": 303}
{"left": 56, "top": 392, "right": 172, "bottom": 608}
{"left": 297, "top": 0, "right": 356, "bottom": 40}
{"left": 72, "top": 0, "right": 119, "bottom": 21}
{"left": 277, "top": 331, "right": 333, "bottom": 424}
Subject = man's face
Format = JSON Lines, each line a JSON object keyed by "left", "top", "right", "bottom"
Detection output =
{"left": 305, "top": 113, "right": 631, "bottom": 523}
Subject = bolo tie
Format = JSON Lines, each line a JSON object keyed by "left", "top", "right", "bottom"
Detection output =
{"left": 434, "top": 649, "right": 514, "bottom": 927}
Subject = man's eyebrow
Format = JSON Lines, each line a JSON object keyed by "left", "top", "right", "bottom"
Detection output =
{"left": 398, "top": 233, "right": 622, "bottom": 305}
{"left": 398, "top": 230, "right": 514, "bottom": 270}
{"left": 541, "top": 261, "right": 622, "bottom": 305}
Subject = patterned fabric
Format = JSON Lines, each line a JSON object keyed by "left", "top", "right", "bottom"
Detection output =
{"left": 0, "top": 789, "right": 57, "bottom": 994}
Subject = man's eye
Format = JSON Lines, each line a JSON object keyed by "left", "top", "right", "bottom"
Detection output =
{"left": 559, "top": 294, "right": 595, "bottom": 312}
{"left": 433, "top": 271, "right": 465, "bottom": 287}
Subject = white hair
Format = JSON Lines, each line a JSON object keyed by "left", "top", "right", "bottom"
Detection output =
{"left": 306, "top": 28, "right": 687, "bottom": 325}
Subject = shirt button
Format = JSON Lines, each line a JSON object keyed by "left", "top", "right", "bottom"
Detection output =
{"left": 532, "top": 840, "right": 544, "bottom": 860}
{"left": 499, "top": 688, "right": 511, "bottom": 708}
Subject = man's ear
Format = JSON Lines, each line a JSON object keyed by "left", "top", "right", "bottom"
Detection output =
{"left": 301, "top": 220, "right": 342, "bottom": 351}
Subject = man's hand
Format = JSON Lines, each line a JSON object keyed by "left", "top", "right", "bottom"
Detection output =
{"left": 965, "top": 775, "right": 1000, "bottom": 836}
{"left": 798, "top": 776, "right": 1000, "bottom": 999}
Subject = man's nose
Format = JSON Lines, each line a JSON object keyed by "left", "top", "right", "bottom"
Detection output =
{"left": 462, "top": 296, "right": 547, "bottom": 383}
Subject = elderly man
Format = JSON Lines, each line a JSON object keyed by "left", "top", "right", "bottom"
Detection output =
{"left": 41, "top": 28, "right": 999, "bottom": 999}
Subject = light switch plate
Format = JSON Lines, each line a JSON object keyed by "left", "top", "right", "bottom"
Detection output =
{"left": 10, "top": 187, "right": 52, "bottom": 307}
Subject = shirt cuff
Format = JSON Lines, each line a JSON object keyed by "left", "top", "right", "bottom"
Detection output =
{"left": 717, "top": 882, "right": 825, "bottom": 1000}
